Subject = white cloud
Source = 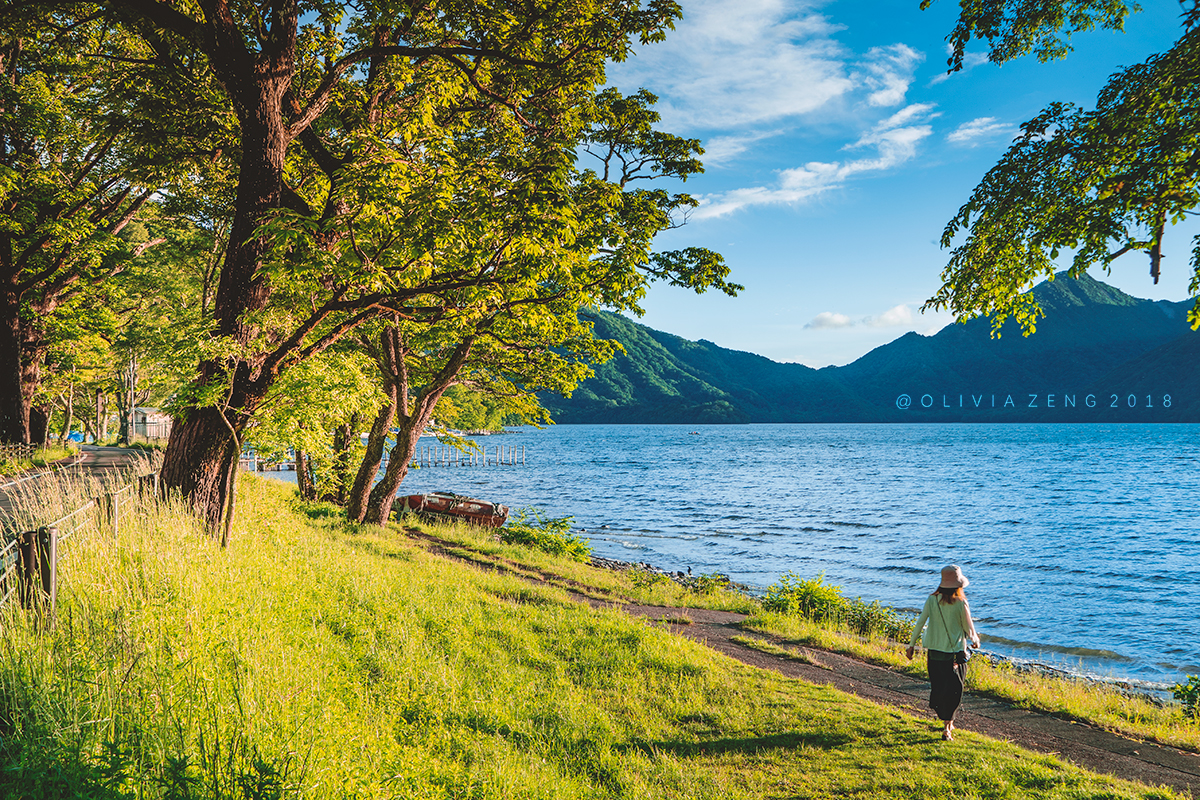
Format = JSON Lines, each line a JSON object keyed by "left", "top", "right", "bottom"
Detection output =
{"left": 854, "top": 44, "right": 924, "bottom": 107}
{"left": 864, "top": 304, "right": 914, "bottom": 327}
{"left": 693, "top": 103, "right": 937, "bottom": 218}
{"left": 607, "top": 0, "right": 854, "bottom": 130}
{"left": 805, "top": 303, "right": 938, "bottom": 332}
{"left": 929, "top": 49, "right": 990, "bottom": 84}
{"left": 806, "top": 312, "right": 854, "bottom": 329}
{"left": 946, "top": 116, "right": 1016, "bottom": 146}
{"left": 701, "top": 130, "right": 785, "bottom": 166}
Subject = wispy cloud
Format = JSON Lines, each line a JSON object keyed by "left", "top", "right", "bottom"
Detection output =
{"left": 693, "top": 104, "right": 938, "bottom": 219}
{"left": 807, "top": 303, "right": 927, "bottom": 330}
{"left": 946, "top": 116, "right": 1016, "bottom": 146}
{"left": 929, "top": 50, "right": 990, "bottom": 85}
{"left": 607, "top": 0, "right": 854, "bottom": 130}
{"left": 855, "top": 44, "right": 924, "bottom": 107}
{"left": 701, "top": 130, "right": 785, "bottom": 166}
{"left": 806, "top": 312, "right": 854, "bottom": 329}
{"left": 864, "top": 304, "right": 914, "bottom": 327}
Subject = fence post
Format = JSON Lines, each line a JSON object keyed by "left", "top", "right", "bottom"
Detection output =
{"left": 106, "top": 491, "right": 119, "bottom": 537}
{"left": 17, "top": 531, "right": 37, "bottom": 609}
{"left": 36, "top": 526, "right": 57, "bottom": 619}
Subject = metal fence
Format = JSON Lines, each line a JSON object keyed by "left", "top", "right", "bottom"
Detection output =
{"left": 0, "top": 471, "right": 160, "bottom": 621}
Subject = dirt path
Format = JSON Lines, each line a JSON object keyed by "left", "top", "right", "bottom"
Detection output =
{"left": 402, "top": 529, "right": 1200, "bottom": 797}
{"left": 623, "top": 603, "right": 1200, "bottom": 797}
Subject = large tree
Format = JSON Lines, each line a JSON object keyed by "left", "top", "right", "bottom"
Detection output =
{"left": 923, "top": 0, "right": 1200, "bottom": 333}
{"left": 46, "top": 0, "right": 721, "bottom": 532}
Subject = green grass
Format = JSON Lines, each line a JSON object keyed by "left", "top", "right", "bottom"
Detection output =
{"left": 741, "top": 611, "right": 1200, "bottom": 755}
{"left": 0, "top": 445, "right": 76, "bottom": 477}
{"left": 0, "top": 476, "right": 1185, "bottom": 799}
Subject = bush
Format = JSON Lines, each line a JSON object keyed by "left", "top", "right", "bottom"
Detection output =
{"left": 843, "top": 598, "right": 915, "bottom": 642}
{"left": 1175, "top": 675, "right": 1200, "bottom": 720}
{"left": 761, "top": 571, "right": 915, "bottom": 642}
{"left": 762, "top": 571, "right": 846, "bottom": 620}
{"left": 499, "top": 509, "right": 592, "bottom": 562}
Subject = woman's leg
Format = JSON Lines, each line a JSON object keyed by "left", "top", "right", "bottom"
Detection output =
{"left": 927, "top": 654, "right": 966, "bottom": 737}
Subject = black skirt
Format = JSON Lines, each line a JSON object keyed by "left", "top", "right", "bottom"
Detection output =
{"left": 926, "top": 650, "right": 967, "bottom": 722}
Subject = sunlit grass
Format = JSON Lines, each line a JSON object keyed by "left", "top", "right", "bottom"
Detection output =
{"left": 741, "top": 611, "right": 1200, "bottom": 754}
{"left": 0, "top": 476, "right": 1182, "bottom": 798}
{"left": 0, "top": 444, "right": 77, "bottom": 478}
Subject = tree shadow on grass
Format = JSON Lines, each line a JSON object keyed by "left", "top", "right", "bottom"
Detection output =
{"left": 619, "top": 729, "right": 854, "bottom": 759}
{"left": 340, "top": 537, "right": 415, "bottom": 561}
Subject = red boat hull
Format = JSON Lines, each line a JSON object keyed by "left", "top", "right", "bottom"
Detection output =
{"left": 398, "top": 492, "right": 509, "bottom": 527}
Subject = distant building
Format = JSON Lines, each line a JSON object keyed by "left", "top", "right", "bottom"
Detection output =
{"left": 134, "top": 407, "right": 172, "bottom": 440}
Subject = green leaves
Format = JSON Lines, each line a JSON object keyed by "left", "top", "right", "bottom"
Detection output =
{"left": 926, "top": 0, "right": 1138, "bottom": 73}
{"left": 926, "top": 25, "right": 1200, "bottom": 333}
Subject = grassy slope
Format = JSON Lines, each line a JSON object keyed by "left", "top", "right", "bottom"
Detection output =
{"left": 0, "top": 477, "right": 1181, "bottom": 799}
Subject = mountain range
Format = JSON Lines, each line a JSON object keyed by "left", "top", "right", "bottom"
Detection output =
{"left": 541, "top": 273, "right": 1200, "bottom": 423}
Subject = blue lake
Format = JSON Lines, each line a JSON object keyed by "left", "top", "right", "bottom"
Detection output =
{"left": 265, "top": 423, "right": 1200, "bottom": 686}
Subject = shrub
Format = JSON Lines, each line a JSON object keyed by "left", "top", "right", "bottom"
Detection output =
{"left": 762, "top": 571, "right": 846, "bottom": 620}
{"left": 1175, "top": 675, "right": 1200, "bottom": 720}
{"left": 499, "top": 509, "right": 592, "bottom": 562}
{"left": 761, "top": 572, "right": 915, "bottom": 642}
{"left": 843, "top": 597, "right": 915, "bottom": 642}
{"left": 690, "top": 573, "right": 731, "bottom": 594}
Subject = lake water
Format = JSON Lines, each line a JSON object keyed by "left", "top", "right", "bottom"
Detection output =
{"left": 264, "top": 424, "right": 1200, "bottom": 686}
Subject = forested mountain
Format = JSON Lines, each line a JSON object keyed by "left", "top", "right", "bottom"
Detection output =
{"left": 542, "top": 274, "right": 1199, "bottom": 423}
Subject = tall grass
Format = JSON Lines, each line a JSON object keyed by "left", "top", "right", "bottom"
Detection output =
{"left": 0, "top": 477, "right": 1184, "bottom": 798}
{"left": 0, "top": 445, "right": 77, "bottom": 478}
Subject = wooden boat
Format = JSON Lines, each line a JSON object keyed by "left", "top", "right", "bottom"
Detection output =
{"left": 397, "top": 491, "right": 509, "bottom": 527}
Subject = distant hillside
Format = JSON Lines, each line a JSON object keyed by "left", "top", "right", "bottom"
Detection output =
{"left": 542, "top": 274, "right": 1199, "bottom": 423}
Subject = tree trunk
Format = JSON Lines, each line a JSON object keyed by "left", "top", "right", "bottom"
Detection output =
{"left": 160, "top": 406, "right": 242, "bottom": 531}
{"left": 347, "top": 328, "right": 402, "bottom": 523}
{"left": 362, "top": 336, "right": 475, "bottom": 526}
{"left": 295, "top": 448, "right": 316, "bottom": 501}
{"left": 159, "top": 44, "right": 294, "bottom": 530}
{"left": 362, "top": 409, "right": 431, "bottom": 525}
{"left": 29, "top": 403, "right": 50, "bottom": 447}
{"left": 0, "top": 287, "right": 28, "bottom": 443}
{"left": 96, "top": 389, "right": 107, "bottom": 442}
{"left": 59, "top": 383, "right": 74, "bottom": 445}
{"left": 329, "top": 413, "right": 359, "bottom": 505}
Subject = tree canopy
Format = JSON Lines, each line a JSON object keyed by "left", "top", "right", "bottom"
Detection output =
{"left": 923, "top": 0, "right": 1200, "bottom": 333}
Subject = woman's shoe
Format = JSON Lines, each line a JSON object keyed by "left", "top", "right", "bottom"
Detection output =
{"left": 942, "top": 729, "right": 953, "bottom": 741}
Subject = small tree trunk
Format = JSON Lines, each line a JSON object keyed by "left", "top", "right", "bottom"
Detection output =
{"left": 295, "top": 448, "right": 317, "bottom": 501}
{"left": 95, "top": 388, "right": 106, "bottom": 442}
{"left": 0, "top": 287, "right": 28, "bottom": 444}
{"left": 332, "top": 414, "right": 359, "bottom": 505}
{"left": 347, "top": 327, "right": 402, "bottom": 523}
{"left": 60, "top": 383, "right": 74, "bottom": 445}
{"left": 362, "top": 337, "right": 475, "bottom": 526}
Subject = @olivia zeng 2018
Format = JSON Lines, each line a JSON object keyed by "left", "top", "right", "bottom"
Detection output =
{"left": 894, "top": 393, "right": 1175, "bottom": 411}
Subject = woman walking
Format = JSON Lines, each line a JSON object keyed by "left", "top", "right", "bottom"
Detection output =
{"left": 906, "top": 565, "right": 980, "bottom": 740}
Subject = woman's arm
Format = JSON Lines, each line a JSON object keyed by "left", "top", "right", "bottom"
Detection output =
{"left": 906, "top": 595, "right": 932, "bottom": 658}
{"left": 961, "top": 600, "right": 981, "bottom": 648}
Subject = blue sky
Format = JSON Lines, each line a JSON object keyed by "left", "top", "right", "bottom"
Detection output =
{"left": 603, "top": 0, "right": 1193, "bottom": 367}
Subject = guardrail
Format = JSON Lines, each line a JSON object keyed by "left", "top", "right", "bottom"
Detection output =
{"left": 0, "top": 471, "right": 160, "bottom": 622}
